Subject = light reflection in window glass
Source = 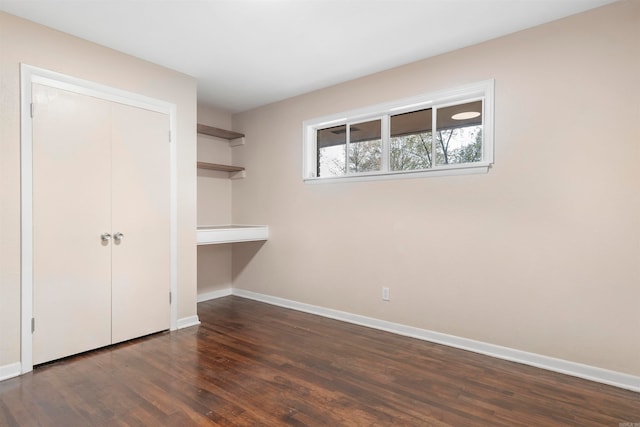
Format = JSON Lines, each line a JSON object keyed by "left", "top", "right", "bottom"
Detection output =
{"left": 435, "top": 101, "right": 482, "bottom": 166}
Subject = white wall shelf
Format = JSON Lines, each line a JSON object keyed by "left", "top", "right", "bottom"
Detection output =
{"left": 197, "top": 225, "right": 268, "bottom": 245}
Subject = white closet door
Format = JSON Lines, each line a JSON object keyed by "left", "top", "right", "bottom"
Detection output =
{"left": 110, "top": 103, "right": 170, "bottom": 344}
{"left": 32, "top": 84, "right": 113, "bottom": 365}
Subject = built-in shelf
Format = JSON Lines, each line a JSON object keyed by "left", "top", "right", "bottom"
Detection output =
{"left": 197, "top": 161, "right": 245, "bottom": 173}
{"left": 197, "top": 123, "right": 244, "bottom": 141}
{"left": 197, "top": 225, "right": 269, "bottom": 245}
{"left": 197, "top": 123, "right": 245, "bottom": 177}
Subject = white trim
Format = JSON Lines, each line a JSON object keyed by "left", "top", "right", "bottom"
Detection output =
{"left": 231, "top": 289, "right": 640, "bottom": 393}
{"left": 304, "top": 162, "right": 491, "bottom": 184}
{"left": 0, "top": 362, "right": 22, "bottom": 382}
{"left": 20, "top": 64, "right": 179, "bottom": 374}
{"left": 177, "top": 315, "right": 201, "bottom": 329}
{"left": 20, "top": 66, "right": 34, "bottom": 373}
{"left": 197, "top": 288, "right": 233, "bottom": 303}
{"left": 29, "top": 72, "right": 173, "bottom": 114}
{"left": 168, "top": 101, "right": 178, "bottom": 333}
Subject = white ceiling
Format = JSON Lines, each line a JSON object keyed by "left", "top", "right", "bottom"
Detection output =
{"left": 1, "top": 0, "right": 615, "bottom": 113}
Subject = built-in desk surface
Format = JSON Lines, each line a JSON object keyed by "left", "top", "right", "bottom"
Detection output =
{"left": 197, "top": 225, "right": 269, "bottom": 245}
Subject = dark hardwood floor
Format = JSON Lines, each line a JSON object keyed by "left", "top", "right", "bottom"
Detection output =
{"left": 1, "top": 296, "right": 638, "bottom": 426}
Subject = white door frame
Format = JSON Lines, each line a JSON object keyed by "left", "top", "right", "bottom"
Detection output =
{"left": 20, "top": 64, "right": 179, "bottom": 373}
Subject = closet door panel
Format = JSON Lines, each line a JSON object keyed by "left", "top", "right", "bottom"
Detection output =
{"left": 32, "top": 84, "right": 113, "bottom": 365}
{"left": 111, "top": 103, "right": 170, "bottom": 344}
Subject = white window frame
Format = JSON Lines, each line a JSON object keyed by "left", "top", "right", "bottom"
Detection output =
{"left": 303, "top": 79, "right": 494, "bottom": 183}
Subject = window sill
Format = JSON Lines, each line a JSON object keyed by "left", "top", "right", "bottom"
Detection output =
{"left": 303, "top": 162, "right": 491, "bottom": 184}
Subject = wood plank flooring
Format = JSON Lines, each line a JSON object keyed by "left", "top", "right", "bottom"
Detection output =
{"left": 1, "top": 296, "right": 638, "bottom": 426}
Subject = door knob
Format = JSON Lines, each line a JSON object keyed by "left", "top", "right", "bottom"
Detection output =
{"left": 114, "top": 232, "right": 124, "bottom": 241}
{"left": 101, "top": 233, "right": 111, "bottom": 242}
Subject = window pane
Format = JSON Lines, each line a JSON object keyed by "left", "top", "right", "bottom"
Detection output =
{"left": 317, "top": 125, "right": 346, "bottom": 177}
{"left": 348, "top": 119, "right": 381, "bottom": 174}
{"left": 435, "top": 101, "right": 482, "bottom": 166}
{"left": 390, "top": 108, "right": 432, "bottom": 171}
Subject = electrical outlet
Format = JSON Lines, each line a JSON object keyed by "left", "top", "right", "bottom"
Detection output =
{"left": 382, "top": 287, "right": 390, "bottom": 301}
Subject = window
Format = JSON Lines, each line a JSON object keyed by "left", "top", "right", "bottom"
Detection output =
{"left": 317, "top": 119, "right": 382, "bottom": 176}
{"left": 303, "top": 80, "right": 494, "bottom": 182}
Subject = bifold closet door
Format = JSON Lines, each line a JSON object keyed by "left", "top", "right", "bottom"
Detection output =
{"left": 110, "top": 103, "right": 170, "bottom": 344}
{"left": 32, "top": 83, "right": 171, "bottom": 365}
{"left": 32, "top": 84, "right": 113, "bottom": 365}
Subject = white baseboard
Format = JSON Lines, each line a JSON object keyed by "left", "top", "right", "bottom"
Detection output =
{"left": 0, "top": 362, "right": 22, "bottom": 381}
{"left": 177, "top": 315, "right": 200, "bottom": 329}
{"left": 232, "top": 288, "right": 640, "bottom": 393}
{"left": 197, "top": 288, "right": 232, "bottom": 303}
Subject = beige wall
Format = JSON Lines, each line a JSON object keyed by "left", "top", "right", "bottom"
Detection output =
{"left": 197, "top": 105, "right": 234, "bottom": 295}
{"left": 0, "top": 12, "right": 198, "bottom": 368}
{"left": 232, "top": 1, "right": 640, "bottom": 376}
